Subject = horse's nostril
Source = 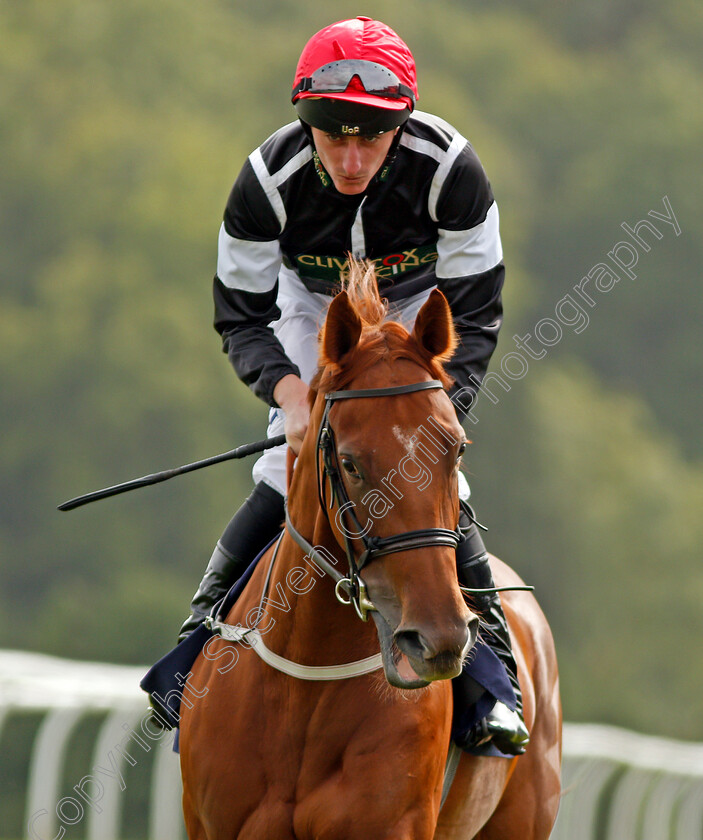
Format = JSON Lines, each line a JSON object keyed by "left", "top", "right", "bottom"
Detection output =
{"left": 395, "top": 626, "right": 472, "bottom": 662}
{"left": 394, "top": 629, "right": 427, "bottom": 660}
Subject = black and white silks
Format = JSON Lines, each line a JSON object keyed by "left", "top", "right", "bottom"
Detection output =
{"left": 214, "top": 110, "right": 504, "bottom": 416}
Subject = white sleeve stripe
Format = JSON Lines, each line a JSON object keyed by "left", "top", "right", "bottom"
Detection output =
{"left": 428, "top": 131, "right": 467, "bottom": 222}
{"left": 270, "top": 146, "right": 313, "bottom": 189}
{"left": 409, "top": 109, "right": 456, "bottom": 138}
{"left": 217, "top": 224, "right": 282, "bottom": 292}
{"left": 436, "top": 202, "right": 503, "bottom": 279}
{"left": 399, "top": 133, "right": 444, "bottom": 164}
{"left": 248, "top": 149, "right": 287, "bottom": 230}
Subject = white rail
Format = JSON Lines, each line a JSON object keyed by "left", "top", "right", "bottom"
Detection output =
{"left": 0, "top": 650, "right": 184, "bottom": 840}
{"left": 554, "top": 724, "right": 703, "bottom": 839}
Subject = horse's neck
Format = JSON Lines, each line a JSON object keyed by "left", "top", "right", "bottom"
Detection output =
{"left": 260, "top": 463, "right": 379, "bottom": 666}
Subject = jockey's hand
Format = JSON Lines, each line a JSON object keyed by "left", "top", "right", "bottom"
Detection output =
{"left": 273, "top": 374, "right": 310, "bottom": 455}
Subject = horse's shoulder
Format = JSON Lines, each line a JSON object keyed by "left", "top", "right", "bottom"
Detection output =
{"left": 489, "top": 553, "right": 550, "bottom": 641}
{"left": 488, "top": 553, "right": 525, "bottom": 587}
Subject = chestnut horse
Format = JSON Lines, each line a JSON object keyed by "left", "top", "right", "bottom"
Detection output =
{"left": 180, "top": 267, "right": 561, "bottom": 839}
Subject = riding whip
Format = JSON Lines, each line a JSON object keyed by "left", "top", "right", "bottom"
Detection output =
{"left": 57, "top": 434, "right": 287, "bottom": 511}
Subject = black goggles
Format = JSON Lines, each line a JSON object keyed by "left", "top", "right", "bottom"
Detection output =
{"left": 292, "top": 59, "right": 416, "bottom": 104}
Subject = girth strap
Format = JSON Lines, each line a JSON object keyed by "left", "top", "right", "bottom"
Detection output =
{"left": 441, "top": 741, "right": 463, "bottom": 810}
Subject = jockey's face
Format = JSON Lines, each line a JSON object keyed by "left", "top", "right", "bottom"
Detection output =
{"left": 311, "top": 127, "right": 397, "bottom": 195}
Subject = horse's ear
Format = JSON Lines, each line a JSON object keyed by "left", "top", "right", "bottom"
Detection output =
{"left": 321, "top": 291, "right": 363, "bottom": 365}
{"left": 412, "top": 289, "right": 457, "bottom": 361}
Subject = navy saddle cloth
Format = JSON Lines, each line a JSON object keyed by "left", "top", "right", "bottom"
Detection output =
{"left": 141, "top": 541, "right": 516, "bottom": 758}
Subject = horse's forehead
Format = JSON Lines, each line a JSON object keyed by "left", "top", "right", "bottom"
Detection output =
{"left": 391, "top": 424, "right": 422, "bottom": 457}
{"left": 334, "top": 388, "right": 457, "bottom": 451}
{"left": 335, "top": 397, "right": 422, "bottom": 434}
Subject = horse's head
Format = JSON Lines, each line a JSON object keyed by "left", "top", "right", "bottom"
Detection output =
{"left": 303, "top": 264, "right": 479, "bottom": 689}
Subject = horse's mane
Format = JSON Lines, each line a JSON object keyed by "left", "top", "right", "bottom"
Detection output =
{"left": 310, "top": 260, "right": 454, "bottom": 398}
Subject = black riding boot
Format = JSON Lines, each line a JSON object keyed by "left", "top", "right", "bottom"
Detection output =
{"left": 177, "top": 482, "right": 285, "bottom": 642}
{"left": 456, "top": 506, "right": 530, "bottom": 755}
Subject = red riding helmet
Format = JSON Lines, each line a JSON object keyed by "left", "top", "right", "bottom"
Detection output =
{"left": 292, "top": 17, "right": 418, "bottom": 135}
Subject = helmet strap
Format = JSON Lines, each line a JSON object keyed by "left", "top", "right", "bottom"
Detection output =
{"left": 376, "top": 121, "right": 407, "bottom": 183}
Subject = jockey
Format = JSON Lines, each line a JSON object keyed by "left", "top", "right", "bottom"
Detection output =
{"left": 179, "top": 17, "right": 528, "bottom": 755}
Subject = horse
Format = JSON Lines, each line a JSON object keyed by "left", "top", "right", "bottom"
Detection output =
{"left": 179, "top": 264, "right": 562, "bottom": 839}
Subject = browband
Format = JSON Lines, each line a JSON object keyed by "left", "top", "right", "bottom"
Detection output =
{"left": 325, "top": 379, "right": 444, "bottom": 402}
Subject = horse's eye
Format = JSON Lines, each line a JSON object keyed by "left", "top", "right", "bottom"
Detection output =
{"left": 457, "top": 441, "right": 467, "bottom": 459}
{"left": 341, "top": 458, "right": 359, "bottom": 477}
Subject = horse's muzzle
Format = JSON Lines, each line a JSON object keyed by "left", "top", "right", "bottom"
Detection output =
{"left": 372, "top": 611, "right": 479, "bottom": 688}
{"left": 394, "top": 615, "right": 478, "bottom": 681}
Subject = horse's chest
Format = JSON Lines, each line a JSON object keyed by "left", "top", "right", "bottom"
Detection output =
{"left": 240, "top": 723, "right": 441, "bottom": 839}
{"left": 209, "top": 716, "right": 436, "bottom": 839}
{"left": 238, "top": 769, "right": 435, "bottom": 840}
{"left": 185, "top": 652, "right": 449, "bottom": 838}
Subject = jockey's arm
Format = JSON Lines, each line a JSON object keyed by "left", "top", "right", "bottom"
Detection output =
{"left": 213, "top": 276, "right": 301, "bottom": 407}
{"left": 438, "top": 259, "right": 504, "bottom": 420}
{"left": 213, "top": 159, "right": 303, "bottom": 409}
{"left": 433, "top": 142, "right": 505, "bottom": 421}
{"left": 272, "top": 374, "right": 310, "bottom": 455}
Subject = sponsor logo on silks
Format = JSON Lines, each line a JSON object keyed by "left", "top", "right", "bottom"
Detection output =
{"left": 341, "top": 125, "right": 360, "bottom": 134}
{"left": 378, "top": 164, "right": 391, "bottom": 182}
{"left": 287, "top": 244, "right": 439, "bottom": 286}
{"left": 312, "top": 151, "right": 331, "bottom": 187}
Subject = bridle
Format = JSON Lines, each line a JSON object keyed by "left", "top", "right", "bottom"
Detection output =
{"left": 285, "top": 379, "right": 462, "bottom": 621}
{"left": 206, "top": 375, "right": 531, "bottom": 681}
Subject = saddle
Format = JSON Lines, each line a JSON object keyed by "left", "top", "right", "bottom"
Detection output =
{"left": 141, "top": 541, "right": 516, "bottom": 758}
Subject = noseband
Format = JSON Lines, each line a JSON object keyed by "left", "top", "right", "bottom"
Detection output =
{"left": 286, "top": 379, "right": 462, "bottom": 621}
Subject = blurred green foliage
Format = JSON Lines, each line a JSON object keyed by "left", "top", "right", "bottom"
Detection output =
{"left": 1, "top": 0, "right": 701, "bottom": 740}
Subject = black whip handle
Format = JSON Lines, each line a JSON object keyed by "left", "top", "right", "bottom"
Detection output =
{"left": 57, "top": 434, "right": 287, "bottom": 511}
